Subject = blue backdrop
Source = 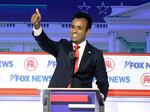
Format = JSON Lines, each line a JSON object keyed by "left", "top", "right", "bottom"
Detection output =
{"left": 0, "top": 0, "right": 149, "bottom": 22}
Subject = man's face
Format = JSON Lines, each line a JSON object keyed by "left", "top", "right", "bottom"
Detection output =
{"left": 70, "top": 18, "right": 90, "bottom": 44}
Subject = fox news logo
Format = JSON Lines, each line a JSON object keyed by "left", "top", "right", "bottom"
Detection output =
{"left": 124, "top": 61, "right": 150, "bottom": 69}
{"left": 10, "top": 74, "right": 51, "bottom": 82}
{"left": 141, "top": 73, "right": 150, "bottom": 87}
{"left": 0, "top": 61, "right": 13, "bottom": 67}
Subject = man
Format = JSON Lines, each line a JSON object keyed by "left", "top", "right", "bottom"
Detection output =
{"left": 31, "top": 9, "right": 109, "bottom": 100}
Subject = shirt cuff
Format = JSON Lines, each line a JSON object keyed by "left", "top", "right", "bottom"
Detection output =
{"left": 100, "top": 93, "right": 104, "bottom": 100}
{"left": 33, "top": 26, "right": 42, "bottom": 36}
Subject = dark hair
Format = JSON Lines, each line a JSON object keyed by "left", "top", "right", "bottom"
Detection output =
{"left": 72, "top": 12, "right": 92, "bottom": 30}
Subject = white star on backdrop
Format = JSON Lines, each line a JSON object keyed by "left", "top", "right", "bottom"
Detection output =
{"left": 78, "top": 2, "right": 91, "bottom": 13}
{"left": 96, "top": 2, "right": 109, "bottom": 15}
{"left": 120, "top": 1, "right": 124, "bottom": 6}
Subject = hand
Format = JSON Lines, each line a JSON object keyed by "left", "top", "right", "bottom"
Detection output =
{"left": 31, "top": 8, "right": 41, "bottom": 29}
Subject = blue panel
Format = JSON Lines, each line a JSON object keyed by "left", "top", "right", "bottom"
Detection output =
{"left": 0, "top": 0, "right": 149, "bottom": 22}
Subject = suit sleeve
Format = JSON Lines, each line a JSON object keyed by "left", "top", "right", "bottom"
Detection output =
{"left": 94, "top": 51, "right": 109, "bottom": 100}
{"left": 33, "top": 30, "right": 59, "bottom": 57}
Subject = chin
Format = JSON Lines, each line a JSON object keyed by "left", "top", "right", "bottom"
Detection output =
{"left": 72, "top": 40, "right": 78, "bottom": 44}
{"left": 72, "top": 38, "right": 76, "bottom": 42}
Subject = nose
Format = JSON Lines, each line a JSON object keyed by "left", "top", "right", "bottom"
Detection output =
{"left": 72, "top": 27, "right": 77, "bottom": 33}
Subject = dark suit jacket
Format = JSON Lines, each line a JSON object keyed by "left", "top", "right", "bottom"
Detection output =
{"left": 34, "top": 30, "right": 109, "bottom": 99}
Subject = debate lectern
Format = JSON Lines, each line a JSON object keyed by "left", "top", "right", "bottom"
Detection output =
{"left": 40, "top": 88, "right": 104, "bottom": 112}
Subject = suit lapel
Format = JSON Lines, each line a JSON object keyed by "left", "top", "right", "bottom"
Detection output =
{"left": 63, "top": 41, "right": 73, "bottom": 54}
{"left": 63, "top": 41, "right": 74, "bottom": 70}
{"left": 78, "top": 42, "right": 92, "bottom": 71}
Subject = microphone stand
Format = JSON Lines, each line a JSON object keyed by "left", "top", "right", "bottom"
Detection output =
{"left": 71, "top": 61, "right": 75, "bottom": 88}
{"left": 68, "top": 51, "right": 75, "bottom": 88}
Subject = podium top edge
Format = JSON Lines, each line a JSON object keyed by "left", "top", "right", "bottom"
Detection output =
{"left": 37, "top": 88, "right": 99, "bottom": 91}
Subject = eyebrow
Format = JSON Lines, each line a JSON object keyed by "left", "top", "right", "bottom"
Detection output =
{"left": 71, "top": 24, "right": 83, "bottom": 28}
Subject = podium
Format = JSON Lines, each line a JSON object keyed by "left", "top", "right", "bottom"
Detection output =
{"left": 41, "top": 88, "right": 104, "bottom": 112}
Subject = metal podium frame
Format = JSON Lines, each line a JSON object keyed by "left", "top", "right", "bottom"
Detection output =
{"left": 40, "top": 88, "right": 104, "bottom": 112}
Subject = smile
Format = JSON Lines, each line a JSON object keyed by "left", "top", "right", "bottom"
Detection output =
{"left": 72, "top": 34, "right": 78, "bottom": 37}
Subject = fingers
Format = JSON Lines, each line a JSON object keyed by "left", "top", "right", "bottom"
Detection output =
{"left": 31, "top": 13, "right": 38, "bottom": 24}
{"left": 36, "top": 8, "right": 41, "bottom": 21}
{"left": 36, "top": 8, "right": 40, "bottom": 15}
{"left": 31, "top": 8, "right": 41, "bottom": 25}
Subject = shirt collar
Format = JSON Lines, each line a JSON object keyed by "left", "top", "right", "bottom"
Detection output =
{"left": 73, "top": 40, "right": 87, "bottom": 49}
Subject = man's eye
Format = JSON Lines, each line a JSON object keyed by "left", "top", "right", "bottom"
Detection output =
{"left": 78, "top": 27, "right": 82, "bottom": 30}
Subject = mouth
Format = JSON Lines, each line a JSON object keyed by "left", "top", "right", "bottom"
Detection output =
{"left": 72, "top": 33, "right": 78, "bottom": 38}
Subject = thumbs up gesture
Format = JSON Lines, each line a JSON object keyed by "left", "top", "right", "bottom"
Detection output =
{"left": 31, "top": 8, "right": 41, "bottom": 29}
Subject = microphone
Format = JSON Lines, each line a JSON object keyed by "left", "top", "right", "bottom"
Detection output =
{"left": 68, "top": 51, "right": 75, "bottom": 87}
